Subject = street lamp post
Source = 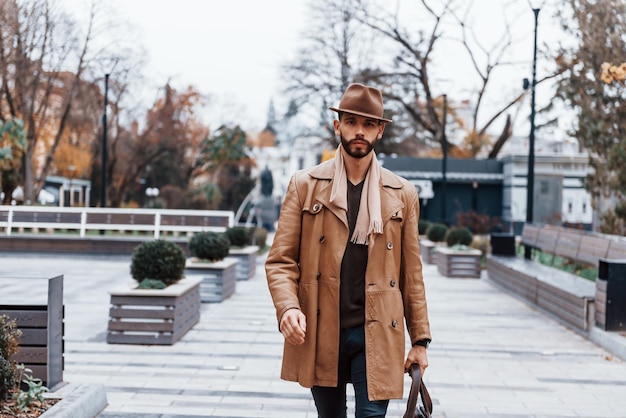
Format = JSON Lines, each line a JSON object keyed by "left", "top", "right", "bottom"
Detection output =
{"left": 101, "top": 73, "right": 109, "bottom": 209}
{"left": 145, "top": 187, "right": 160, "bottom": 208}
{"left": 525, "top": 7, "right": 540, "bottom": 260}
{"left": 441, "top": 94, "right": 448, "bottom": 225}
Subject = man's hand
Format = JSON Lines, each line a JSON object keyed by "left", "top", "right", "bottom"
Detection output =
{"left": 279, "top": 309, "right": 307, "bottom": 345}
{"left": 405, "top": 345, "right": 428, "bottom": 377}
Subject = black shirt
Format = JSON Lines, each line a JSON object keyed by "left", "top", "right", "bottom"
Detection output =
{"left": 339, "top": 179, "right": 368, "bottom": 329}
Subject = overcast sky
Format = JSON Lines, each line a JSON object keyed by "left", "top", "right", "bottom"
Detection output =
{"left": 106, "top": 0, "right": 307, "bottom": 132}
{"left": 65, "top": 0, "right": 564, "bottom": 136}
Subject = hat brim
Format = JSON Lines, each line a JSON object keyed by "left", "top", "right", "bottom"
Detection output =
{"left": 329, "top": 107, "right": 392, "bottom": 123}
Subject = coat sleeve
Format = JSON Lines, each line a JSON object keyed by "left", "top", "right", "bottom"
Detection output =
{"left": 265, "top": 173, "right": 304, "bottom": 326}
{"left": 400, "top": 184, "right": 432, "bottom": 344}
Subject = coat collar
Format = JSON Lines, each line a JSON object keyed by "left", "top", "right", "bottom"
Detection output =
{"left": 308, "top": 158, "right": 404, "bottom": 189}
{"left": 307, "top": 157, "right": 406, "bottom": 222}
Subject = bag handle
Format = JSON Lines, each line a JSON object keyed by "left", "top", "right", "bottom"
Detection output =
{"left": 403, "top": 363, "right": 433, "bottom": 418}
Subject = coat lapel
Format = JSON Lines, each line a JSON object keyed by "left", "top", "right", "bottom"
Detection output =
{"left": 308, "top": 160, "right": 347, "bottom": 227}
{"left": 380, "top": 168, "right": 405, "bottom": 222}
{"left": 306, "top": 159, "right": 408, "bottom": 229}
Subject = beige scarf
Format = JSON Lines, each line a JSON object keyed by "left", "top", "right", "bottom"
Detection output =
{"left": 329, "top": 145, "right": 383, "bottom": 245}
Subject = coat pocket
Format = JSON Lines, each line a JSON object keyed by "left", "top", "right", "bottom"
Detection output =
{"left": 366, "top": 288, "right": 404, "bottom": 325}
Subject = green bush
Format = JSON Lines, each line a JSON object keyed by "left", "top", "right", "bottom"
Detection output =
{"left": 130, "top": 240, "right": 186, "bottom": 287}
{"left": 11, "top": 364, "right": 48, "bottom": 413}
{"left": 418, "top": 219, "right": 431, "bottom": 236}
{"left": 137, "top": 278, "right": 167, "bottom": 289}
{"left": 225, "top": 226, "right": 252, "bottom": 247}
{"left": 189, "top": 231, "right": 231, "bottom": 262}
{"left": 426, "top": 223, "right": 448, "bottom": 242}
{"left": 445, "top": 227, "right": 473, "bottom": 247}
{"left": 0, "top": 314, "right": 21, "bottom": 400}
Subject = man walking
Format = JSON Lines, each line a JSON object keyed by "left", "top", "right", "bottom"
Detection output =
{"left": 266, "top": 83, "right": 431, "bottom": 417}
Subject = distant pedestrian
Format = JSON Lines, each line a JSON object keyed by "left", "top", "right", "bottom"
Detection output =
{"left": 265, "top": 83, "right": 431, "bottom": 417}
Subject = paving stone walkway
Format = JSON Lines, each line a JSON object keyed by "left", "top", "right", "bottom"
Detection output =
{"left": 0, "top": 249, "right": 625, "bottom": 418}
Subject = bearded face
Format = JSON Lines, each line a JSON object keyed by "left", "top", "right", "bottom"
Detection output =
{"left": 340, "top": 134, "right": 378, "bottom": 159}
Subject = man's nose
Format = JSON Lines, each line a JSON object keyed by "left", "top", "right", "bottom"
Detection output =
{"left": 355, "top": 122, "right": 366, "bottom": 136}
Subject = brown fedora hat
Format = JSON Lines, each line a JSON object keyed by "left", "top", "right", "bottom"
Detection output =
{"left": 329, "top": 83, "right": 392, "bottom": 123}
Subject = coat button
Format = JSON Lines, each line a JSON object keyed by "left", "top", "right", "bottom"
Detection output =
{"left": 313, "top": 203, "right": 320, "bottom": 212}
{"left": 392, "top": 320, "right": 398, "bottom": 328}
{"left": 390, "top": 280, "right": 396, "bottom": 287}
{"left": 386, "top": 242, "right": 393, "bottom": 250}
{"left": 316, "top": 272, "right": 321, "bottom": 280}
{"left": 319, "top": 235, "right": 325, "bottom": 243}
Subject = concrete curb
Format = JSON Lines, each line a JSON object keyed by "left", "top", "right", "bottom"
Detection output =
{"left": 589, "top": 327, "right": 626, "bottom": 362}
{"left": 42, "top": 383, "right": 108, "bottom": 418}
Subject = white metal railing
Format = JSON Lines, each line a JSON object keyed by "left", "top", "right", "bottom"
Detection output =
{"left": 0, "top": 206, "right": 234, "bottom": 239}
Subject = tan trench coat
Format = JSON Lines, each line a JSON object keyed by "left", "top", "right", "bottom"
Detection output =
{"left": 265, "top": 158, "right": 431, "bottom": 401}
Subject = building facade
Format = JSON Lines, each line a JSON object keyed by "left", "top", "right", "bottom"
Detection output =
{"left": 379, "top": 153, "right": 593, "bottom": 233}
{"left": 500, "top": 154, "right": 592, "bottom": 233}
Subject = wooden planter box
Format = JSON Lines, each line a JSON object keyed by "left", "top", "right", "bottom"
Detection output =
{"left": 419, "top": 239, "right": 443, "bottom": 264}
{"left": 228, "top": 245, "right": 259, "bottom": 281}
{"left": 0, "top": 275, "right": 64, "bottom": 390}
{"left": 184, "top": 257, "right": 237, "bottom": 302}
{"left": 107, "top": 277, "right": 201, "bottom": 345}
{"left": 435, "top": 247, "right": 482, "bottom": 278}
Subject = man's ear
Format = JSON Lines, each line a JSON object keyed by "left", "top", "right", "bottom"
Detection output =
{"left": 377, "top": 123, "right": 386, "bottom": 139}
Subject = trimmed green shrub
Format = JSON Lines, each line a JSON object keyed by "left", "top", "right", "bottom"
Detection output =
{"left": 189, "top": 231, "right": 231, "bottom": 262}
{"left": 225, "top": 226, "right": 252, "bottom": 247}
{"left": 418, "top": 219, "right": 431, "bottom": 236}
{"left": 426, "top": 223, "right": 448, "bottom": 242}
{"left": 137, "top": 278, "right": 167, "bottom": 289}
{"left": 130, "top": 240, "right": 186, "bottom": 287}
{"left": 0, "top": 314, "right": 21, "bottom": 400}
{"left": 446, "top": 227, "right": 473, "bottom": 247}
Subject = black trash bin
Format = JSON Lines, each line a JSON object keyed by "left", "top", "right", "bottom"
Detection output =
{"left": 596, "top": 258, "right": 626, "bottom": 331}
{"left": 490, "top": 233, "right": 516, "bottom": 257}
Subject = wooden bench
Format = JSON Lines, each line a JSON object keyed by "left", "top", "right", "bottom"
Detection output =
{"left": 552, "top": 228, "right": 584, "bottom": 263}
{"left": 0, "top": 275, "right": 64, "bottom": 390}
{"left": 533, "top": 224, "right": 560, "bottom": 256}
{"left": 606, "top": 237, "right": 626, "bottom": 259}
{"left": 487, "top": 223, "right": 605, "bottom": 333}
{"left": 577, "top": 234, "right": 612, "bottom": 265}
{"left": 520, "top": 223, "right": 539, "bottom": 248}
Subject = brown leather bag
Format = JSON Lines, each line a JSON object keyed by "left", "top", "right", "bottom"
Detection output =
{"left": 403, "top": 364, "right": 433, "bottom": 418}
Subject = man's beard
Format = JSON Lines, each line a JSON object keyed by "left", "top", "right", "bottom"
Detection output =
{"left": 340, "top": 134, "right": 376, "bottom": 159}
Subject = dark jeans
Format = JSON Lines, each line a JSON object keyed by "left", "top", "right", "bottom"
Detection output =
{"left": 311, "top": 326, "right": 389, "bottom": 418}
